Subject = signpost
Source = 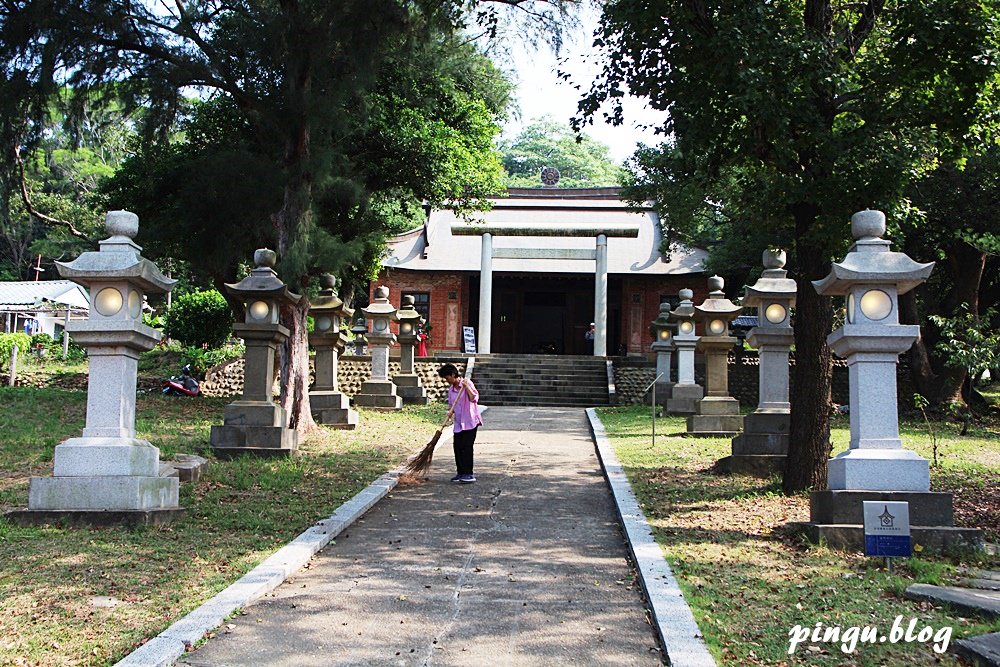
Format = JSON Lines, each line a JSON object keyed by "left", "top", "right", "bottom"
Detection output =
{"left": 462, "top": 326, "right": 477, "bottom": 354}
{"left": 863, "top": 501, "right": 911, "bottom": 570}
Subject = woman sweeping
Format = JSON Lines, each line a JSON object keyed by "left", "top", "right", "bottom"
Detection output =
{"left": 438, "top": 363, "right": 482, "bottom": 483}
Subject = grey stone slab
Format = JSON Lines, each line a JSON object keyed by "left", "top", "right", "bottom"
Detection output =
{"left": 179, "top": 407, "right": 664, "bottom": 667}
{"left": 955, "top": 632, "right": 1000, "bottom": 667}
{"left": 810, "top": 490, "right": 955, "bottom": 526}
{"left": 28, "top": 475, "right": 179, "bottom": 510}
{"left": 794, "top": 523, "right": 983, "bottom": 554}
{"left": 904, "top": 584, "right": 1000, "bottom": 618}
{"left": 966, "top": 579, "right": 1000, "bottom": 591}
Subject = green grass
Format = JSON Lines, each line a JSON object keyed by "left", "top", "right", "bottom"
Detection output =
{"left": 597, "top": 406, "right": 1000, "bottom": 667}
{"left": 0, "top": 387, "right": 446, "bottom": 666}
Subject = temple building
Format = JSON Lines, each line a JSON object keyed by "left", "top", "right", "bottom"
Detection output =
{"left": 372, "top": 187, "right": 708, "bottom": 356}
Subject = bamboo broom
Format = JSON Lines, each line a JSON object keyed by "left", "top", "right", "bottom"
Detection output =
{"left": 405, "top": 380, "right": 469, "bottom": 475}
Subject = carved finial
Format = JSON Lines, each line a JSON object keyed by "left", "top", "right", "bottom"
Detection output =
{"left": 402, "top": 295, "right": 415, "bottom": 306}
{"left": 679, "top": 288, "right": 694, "bottom": 301}
{"left": 851, "top": 209, "right": 886, "bottom": 240}
{"left": 707, "top": 275, "right": 724, "bottom": 293}
{"left": 763, "top": 248, "right": 786, "bottom": 270}
{"left": 254, "top": 248, "right": 277, "bottom": 269}
{"left": 319, "top": 274, "right": 336, "bottom": 290}
{"left": 374, "top": 285, "right": 389, "bottom": 300}
{"left": 105, "top": 211, "right": 139, "bottom": 239}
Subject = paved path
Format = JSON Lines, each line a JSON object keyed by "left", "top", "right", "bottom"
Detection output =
{"left": 181, "top": 407, "right": 664, "bottom": 666}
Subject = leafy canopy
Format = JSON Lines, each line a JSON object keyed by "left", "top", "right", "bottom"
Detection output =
{"left": 500, "top": 117, "right": 624, "bottom": 187}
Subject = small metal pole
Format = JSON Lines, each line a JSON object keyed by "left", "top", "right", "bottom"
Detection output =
{"left": 652, "top": 382, "right": 656, "bottom": 447}
{"left": 8, "top": 344, "right": 18, "bottom": 386}
{"left": 642, "top": 373, "right": 664, "bottom": 448}
{"left": 886, "top": 557, "right": 892, "bottom": 574}
{"left": 62, "top": 310, "right": 71, "bottom": 360}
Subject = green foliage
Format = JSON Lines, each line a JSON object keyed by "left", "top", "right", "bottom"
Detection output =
{"left": 930, "top": 305, "right": 1000, "bottom": 379}
{"left": 500, "top": 117, "right": 624, "bottom": 188}
{"left": 163, "top": 290, "right": 234, "bottom": 349}
{"left": 180, "top": 341, "right": 245, "bottom": 377}
{"left": 583, "top": 1, "right": 1000, "bottom": 268}
{"left": 0, "top": 333, "right": 32, "bottom": 370}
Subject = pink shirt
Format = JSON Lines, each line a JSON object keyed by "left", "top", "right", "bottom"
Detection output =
{"left": 448, "top": 379, "right": 483, "bottom": 433}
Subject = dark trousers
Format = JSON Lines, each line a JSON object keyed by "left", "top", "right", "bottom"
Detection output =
{"left": 453, "top": 427, "right": 477, "bottom": 475}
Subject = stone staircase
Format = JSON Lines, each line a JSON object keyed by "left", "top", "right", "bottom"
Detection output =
{"left": 470, "top": 354, "right": 611, "bottom": 407}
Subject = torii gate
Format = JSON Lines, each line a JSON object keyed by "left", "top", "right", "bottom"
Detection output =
{"left": 451, "top": 223, "right": 640, "bottom": 355}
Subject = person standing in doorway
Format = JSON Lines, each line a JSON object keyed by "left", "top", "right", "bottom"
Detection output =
{"left": 585, "top": 322, "right": 595, "bottom": 355}
{"left": 438, "top": 363, "right": 482, "bottom": 483}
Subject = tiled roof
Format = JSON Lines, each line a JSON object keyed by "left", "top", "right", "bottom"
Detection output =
{"left": 384, "top": 189, "right": 708, "bottom": 276}
{"left": 0, "top": 280, "right": 90, "bottom": 309}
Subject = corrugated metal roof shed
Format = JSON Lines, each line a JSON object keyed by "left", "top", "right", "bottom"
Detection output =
{"left": 0, "top": 280, "right": 90, "bottom": 311}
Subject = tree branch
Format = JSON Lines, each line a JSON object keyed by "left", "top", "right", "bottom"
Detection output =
{"left": 844, "top": 0, "right": 884, "bottom": 60}
{"left": 14, "top": 145, "right": 94, "bottom": 244}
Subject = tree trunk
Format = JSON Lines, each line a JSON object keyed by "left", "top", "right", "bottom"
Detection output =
{"left": 273, "top": 166, "right": 316, "bottom": 436}
{"left": 273, "top": 23, "right": 316, "bottom": 437}
{"left": 280, "top": 297, "right": 316, "bottom": 434}
{"left": 783, "top": 212, "right": 834, "bottom": 493}
{"left": 900, "top": 289, "right": 966, "bottom": 406}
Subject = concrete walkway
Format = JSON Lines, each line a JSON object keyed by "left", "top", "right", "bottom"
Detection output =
{"left": 180, "top": 407, "right": 664, "bottom": 666}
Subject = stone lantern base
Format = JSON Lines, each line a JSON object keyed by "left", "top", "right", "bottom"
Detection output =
{"left": 353, "top": 379, "right": 402, "bottom": 410}
{"left": 665, "top": 384, "right": 703, "bottom": 415}
{"left": 686, "top": 396, "right": 743, "bottom": 436}
{"left": 7, "top": 437, "right": 183, "bottom": 528}
{"left": 393, "top": 373, "right": 429, "bottom": 405}
{"left": 794, "top": 490, "right": 983, "bottom": 553}
{"left": 210, "top": 402, "right": 299, "bottom": 459}
{"left": 311, "top": 390, "right": 359, "bottom": 429}
{"left": 718, "top": 412, "right": 789, "bottom": 475}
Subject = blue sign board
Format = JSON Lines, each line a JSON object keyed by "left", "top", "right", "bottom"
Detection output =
{"left": 862, "top": 501, "right": 912, "bottom": 558}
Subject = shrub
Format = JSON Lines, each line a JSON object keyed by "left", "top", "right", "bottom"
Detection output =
{"left": 0, "top": 332, "right": 32, "bottom": 370}
{"left": 181, "top": 341, "right": 245, "bottom": 377}
{"left": 164, "top": 290, "right": 234, "bottom": 349}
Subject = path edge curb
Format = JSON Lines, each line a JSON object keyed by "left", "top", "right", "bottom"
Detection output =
{"left": 115, "top": 406, "right": 488, "bottom": 667}
{"left": 586, "top": 407, "right": 716, "bottom": 667}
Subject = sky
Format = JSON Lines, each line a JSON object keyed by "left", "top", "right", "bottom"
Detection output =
{"left": 495, "top": 5, "right": 667, "bottom": 164}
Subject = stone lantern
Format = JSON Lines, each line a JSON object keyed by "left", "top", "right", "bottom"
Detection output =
{"left": 802, "top": 210, "right": 981, "bottom": 550}
{"left": 721, "top": 249, "right": 796, "bottom": 475}
{"left": 308, "top": 274, "right": 358, "bottom": 429}
{"left": 354, "top": 286, "right": 402, "bottom": 409}
{"left": 210, "top": 249, "right": 302, "bottom": 458}
{"left": 687, "top": 276, "right": 743, "bottom": 436}
{"left": 9, "top": 211, "right": 180, "bottom": 526}
{"left": 393, "top": 295, "right": 429, "bottom": 405}
{"left": 350, "top": 316, "right": 368, "bottom": 356}
{"left": 665, "top": 289, "right": 704, "bottom": 415}
{"left": 649, "top": 301, "right": 676, "bottom": 404}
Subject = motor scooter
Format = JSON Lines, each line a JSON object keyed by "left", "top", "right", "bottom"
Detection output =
{"left": 162, "top": 364, "right": 201, "bottom": 397}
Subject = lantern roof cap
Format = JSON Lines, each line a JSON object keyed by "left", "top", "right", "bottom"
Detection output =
{"left": 310, "top": 274, "right": 347, "bottom": 313}
{"left": 695, "top": 276, "right": 742, "bottom": 318}
{"left": 224, "top": 248, "right": 302, "bottom": 304}
{"left": 363, "top": 286, "right": 398, "bottom": 320}
{"left": 397, "top": 294, "right": 421, "bottom": 322}
{"left": 743, "top": 249, "right": 797, "bottom": 307}
{"left": 669, "top": 288, "right": 697, "bottom": 320}
{"left": 652, "top": 301, "right": 674, "bottom": 328}
{"left": 56, "top": 211, "right": 176, "bottom": 294}
{"left": 812, "top": 210, "right": 934, "bottom": 296}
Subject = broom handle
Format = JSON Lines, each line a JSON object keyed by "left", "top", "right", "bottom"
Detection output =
{"left": 441, "top": 379, "right": 471, "bottom": 427}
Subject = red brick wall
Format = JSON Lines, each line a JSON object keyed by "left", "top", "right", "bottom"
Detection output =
{"left": 621, "top": 276, "right": 710, "bottom": 353}
{"left": 371, "top": 271, "right": 469, "bottom": 353}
